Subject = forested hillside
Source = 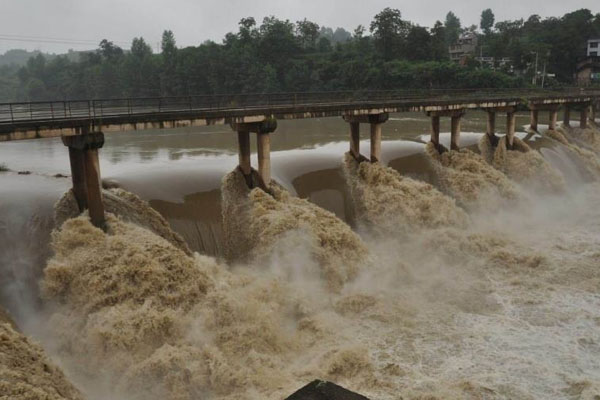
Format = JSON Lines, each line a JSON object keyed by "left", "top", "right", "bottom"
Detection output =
{"left": 1, "top": 8, "right": 599, "bottom": 102}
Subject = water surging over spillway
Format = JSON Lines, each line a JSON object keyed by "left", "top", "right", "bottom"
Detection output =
{"left": 221, "top": 167, "right": 368, "bottom": 292}
{"left": 342, "top": 152, "right": 468, "bottom": 235}
{"left": 546, "top": 128, "right": 600, "bottom": 179}
{"left": 0, "top": 311, "right": 84, "bottom": 400}
{"left": 40, "top": 194, "right": 382, "bottom": 400}
{"left": 478, "top": 135, "right": 566, "bottom": 194}
{"left": 560, "top": 124, "right": 600, "bottom": 153}
{"left": 424, "top": 142, "right": 521, "bottom": 209}
{"left": 7, "top": 129, "right": 600, "bottom": 400}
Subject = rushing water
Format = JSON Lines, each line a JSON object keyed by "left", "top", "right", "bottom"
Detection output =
{"left": 2, "top": 111, "right": 600, "bottom": 399}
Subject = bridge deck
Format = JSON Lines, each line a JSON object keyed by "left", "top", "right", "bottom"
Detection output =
{"left": 1, "top": 89, "right": 599, "bottom": 141}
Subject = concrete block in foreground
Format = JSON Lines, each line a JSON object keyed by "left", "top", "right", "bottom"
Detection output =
{"left": 285, "top": 380, "right": 370, "bottom": 400}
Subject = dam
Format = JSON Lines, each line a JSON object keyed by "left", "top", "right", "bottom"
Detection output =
{"left": 2, "top": 88, "right": 600, "bottom": 400}
{"left": 1, "top": 88, "right": 598, "bottom": 228}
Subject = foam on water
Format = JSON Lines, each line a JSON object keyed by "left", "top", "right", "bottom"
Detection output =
{"left": 8, "top": 130, "right": 600, "bottom": 400}
{"left": 0, "top": 312, "right": 84, "bottom": 400}
{"left": 221, "top": 167, "right": 368, "bottom": 292}
{"left": 342, "top": 152, "right": 468, "bottom": 234}
{"left": 424, "top": 141, "right": 521, "bottom": 209}
{"left": 546, "top": 128, "right": 600, "bottom": 179}
{"left": 479, "top": 135, "right": 566, "bottom": 194}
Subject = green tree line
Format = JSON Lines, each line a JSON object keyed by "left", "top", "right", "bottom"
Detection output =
{"left": 1, "top": 7, "right": 599, "bottom": 102}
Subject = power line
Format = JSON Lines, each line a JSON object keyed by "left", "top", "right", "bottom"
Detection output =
{"left": 0, "top": 34, "right": 130, "bottom": 47}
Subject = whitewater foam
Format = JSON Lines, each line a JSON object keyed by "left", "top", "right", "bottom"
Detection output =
{"left": 342, "top": 152, "right": 468, "bottom": 234}
{"left": 424, "top": 142, "right": 521, "bottom": 209}
{"left": 15, "top": 135, "right": 600, "bottom": 400}
{"left": 0, "top": 312, "right": 83, "bottom": 400}
{"left": 221, "top": 167, "right": 368, "bottom": 291}
{"left": 546, "top": 129, "right": 600, "bottom": 179}
{"left": 479, "top": 135, "right": 566, "bottom": 194}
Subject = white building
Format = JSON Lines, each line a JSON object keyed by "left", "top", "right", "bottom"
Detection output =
{"left": 588, "top": 39, "right": 600, "bottom": 57}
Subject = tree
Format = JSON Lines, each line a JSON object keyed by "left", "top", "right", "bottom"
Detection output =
{"left": 161, "top": 31, "right": 177, "bottom": 57}
{"left": 257, "top": 16, "right": 298, "bottom": 85}
{"left": 99, "top": 39, "right": 123, "bottom": 61}
{"left": 332, "top": 28, "right": 352, "bottom": 43}
{"left": 444, "top": 11, "right": 462, "bottom": 46}
{"left": 480, "top": 9, "right": 495, "bottom": 34}
{"left": 353, "top": 25, "right": 365, "bottom": 39}
{"left": 125, "top": 38, "right": 157, "bottom": 96}
{"left": 131, "top": 37, "right": 153, "bottom": 59}
{"left": 160, "top": 30, "right": 178, "bottom": 96}
{"left": 405, "top": 26, "right": 432, "bottom": 61}
{"left": 238, "top": 17, "right": 257, "bottom": 42}
{"left": 370, "top": 8, "right": 409, "bottom": 60}
{"left": 5, "top": 8, "right": 594, "bottom": 101}
{"left": 317, "top": 37, "right": 332, "bottom": 52}
{"left": 296, "top": 19, "right": 320, "bottom": 50}
{"left": 430, "top": 21, "right": 447, "bottom": 61}
{"left": 25, "top": 77, "right": 47, "bottom": 100}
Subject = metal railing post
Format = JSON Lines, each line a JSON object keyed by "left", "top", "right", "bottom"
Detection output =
{"left": 9, "top": 104, "right": 14, "bottom": 122}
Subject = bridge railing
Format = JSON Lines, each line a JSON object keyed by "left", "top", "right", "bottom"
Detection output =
{"left": 1, "top": 88, "right": 599, "bottom": 124}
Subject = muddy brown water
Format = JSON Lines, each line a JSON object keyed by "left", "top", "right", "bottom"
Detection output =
{"left": 0, "top": 111, "right": 584, "bottom": 316}
{"left": 2, "top": 111, "right": 599, "bottom": 400}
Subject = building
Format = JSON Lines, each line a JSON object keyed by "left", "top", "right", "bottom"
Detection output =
{"left": 587, "top": 38, "right": 600, "bottom": 57}
{"left": 575, "top": 57, "right": 600, "bottom": 86}
{"left": 449, "top": 32, "right": 478, "bottom": 64}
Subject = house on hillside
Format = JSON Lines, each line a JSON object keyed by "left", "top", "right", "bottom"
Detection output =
{"left": 587, "top": 38, "right": 600, "bottom": 57}
{"left": 575, "top": 39, "right": 600, "bottom": 85}
{"left": 576, "top": 57, "right": 600, "bottom": 86}
{"left": 449, "top": 32, "right": 478, "bottom": 64}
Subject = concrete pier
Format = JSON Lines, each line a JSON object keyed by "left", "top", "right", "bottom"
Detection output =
{"left": 506, "top": 110, "right": 516, "bottom": 149}
{"left": 231, "top": 118, "right": 277, "bottom": 190}
{"left": 431, "top": 115, "right": 441, "bottom": 150}
{"left": 349, "top": 122, "right": 360, "bottom": 160}
{"left": 530, "top": 110, "right": 538, "bottom": 132}
{"left": 549, "top": 109, "right": 558, "bottom": 130}
{"left": 581, "top": 106, "right": 589, "bottom": 129}
{"left": 256, "top": 132, "right": 270, "bottom": 187}
{"left": 343, "top": 112, "right": 388, "bottom": 163}
{"left": 428, "top": 110, "right": 464, "bottom": 151}
{"left": 370, "top": 122, "right": 382, "bottom": 163}
{"left": 237, "top": 130, "right": 252, "bottom": 186}
{"left": 563, "top": 106, "right": 571, "bottom": 127}
{"left": 450, "top": 114, "right": 461, "bottom": 151}
{"left": 62, "top": 131, "right": 105, "bottom": 228}
{"left": 66, "top": 146, "right": 87, "bottom": 212}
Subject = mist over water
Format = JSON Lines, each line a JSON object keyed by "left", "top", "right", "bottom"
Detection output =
{"left": 2, "top": 114, "right": 600, "bottom": 399}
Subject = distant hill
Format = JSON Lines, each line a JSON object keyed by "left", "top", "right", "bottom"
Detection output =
{"left": 0, "top": 49, "right": 91, "bottom": 67}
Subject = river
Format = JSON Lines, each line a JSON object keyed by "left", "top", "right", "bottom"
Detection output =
{"left": 1, "top": 110, "right": 600, "bottom": 399}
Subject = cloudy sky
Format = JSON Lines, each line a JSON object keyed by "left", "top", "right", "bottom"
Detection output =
{"left": 1, "top": 0, "right": 598, "bottom": 54}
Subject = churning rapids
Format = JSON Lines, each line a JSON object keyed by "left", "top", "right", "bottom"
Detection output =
{"left": 2, "top": 115, "right": 600, "bottom": 400}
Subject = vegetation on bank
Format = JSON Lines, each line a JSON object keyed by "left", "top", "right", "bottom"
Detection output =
{"left": 0, "top": 8, "right": 599, "bottom": 102}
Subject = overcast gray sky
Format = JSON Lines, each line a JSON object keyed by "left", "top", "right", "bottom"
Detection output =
{"left": 1, "top": 0, "right": 598, "bottom": 54}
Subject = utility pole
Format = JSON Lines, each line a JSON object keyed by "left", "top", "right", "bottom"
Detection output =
{"left": 532, "top": 51, "right": 539, "bottom": 86}
{"left": 541, "top": 60, "right": 547, "bottom": 88}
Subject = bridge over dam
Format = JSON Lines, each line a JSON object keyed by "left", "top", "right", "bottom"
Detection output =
{"left": 1, "top": 88, "right": 599, "bottom": 228}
